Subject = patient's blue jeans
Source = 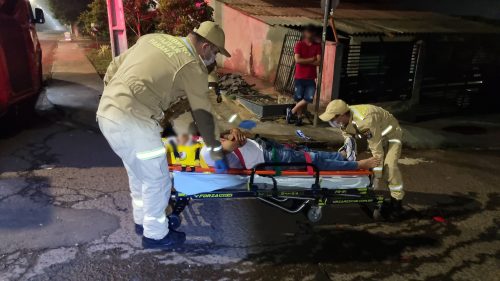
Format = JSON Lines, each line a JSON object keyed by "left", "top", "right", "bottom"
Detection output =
{"left": 257, "top": 138, "right": 358, "bottom": 171}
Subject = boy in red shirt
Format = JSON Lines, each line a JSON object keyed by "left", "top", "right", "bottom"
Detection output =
{"left": 286, "top": 25, "right": 321, "bottom": 126}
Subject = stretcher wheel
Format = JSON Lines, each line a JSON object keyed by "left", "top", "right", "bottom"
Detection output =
{"left": 372, "top": 209, "right": 383, "bottom": 221}
{"left": 168, "top": 214, "right": 182, "bottom": 230}
{"left": 359, "top": 203, "right": 385, "bottom": 221}
{"left": 306, "top": 206, "right": 322, "bottom": 223}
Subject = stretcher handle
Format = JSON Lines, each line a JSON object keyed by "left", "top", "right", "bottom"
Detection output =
{"left": 249, "top": 162, "right": 321, "bottom": 189}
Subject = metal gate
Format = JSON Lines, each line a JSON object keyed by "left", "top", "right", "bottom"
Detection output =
{"left": 338, "top": 41, "right": 418, "bottom": 104}
{"left": 417, "top": 39, "right": 500, "bottom": 116}
{"left": 274, "top": 30, "right": 301, "bottom": 95}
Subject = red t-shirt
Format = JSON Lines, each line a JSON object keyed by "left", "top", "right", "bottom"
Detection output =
{"left": 294, "top": 40, "right": 321, "bottom": 80}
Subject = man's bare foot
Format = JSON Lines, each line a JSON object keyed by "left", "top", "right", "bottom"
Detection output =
{"left": 357, "top": 157, "right": 380, "bottom": 169}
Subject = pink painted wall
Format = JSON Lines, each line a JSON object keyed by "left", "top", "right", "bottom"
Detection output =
{"left": 216, "top": 3, "right": 287, "bottom": 82}
{"left": 213, "top": 1, "right": 338, "bottom": 100}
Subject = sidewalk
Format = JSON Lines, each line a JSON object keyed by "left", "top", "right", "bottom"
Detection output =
{"left": 47, "top": 41, "right": 500, "bottom": 151}
{"left": 213, "top": 73, "right": 500, "bottom": 150}
{"left": 43, "top": 37, "right": 103, "bottom": 128}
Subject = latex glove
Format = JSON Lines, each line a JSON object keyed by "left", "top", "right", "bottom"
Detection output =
{"left": 239, "top": 120, "right": 257, "bottom": 130}
{"left": 214, "top": 159, "right": 228, "bottom": 173}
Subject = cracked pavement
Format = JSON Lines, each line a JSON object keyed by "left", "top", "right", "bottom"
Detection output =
{"left": 0, "top": 33, "right": 499, "bottom": 281}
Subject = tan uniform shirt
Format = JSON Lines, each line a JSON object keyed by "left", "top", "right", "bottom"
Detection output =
{"left": 97, "top": 34, "right": 220, "bottom": 149}
{"left": 341, "top": 104, "right": 402, "bottom": 160}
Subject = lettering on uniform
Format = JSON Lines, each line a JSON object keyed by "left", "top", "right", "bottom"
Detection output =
{"left": 148, "top": 36, "right": 190, "bottom": 58}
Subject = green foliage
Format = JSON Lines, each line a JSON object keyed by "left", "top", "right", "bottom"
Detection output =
{"left": 156, "top": 0, "right": 213, "bottom": 36}
{"left": 123, "top": 0, "right": 158, "bottom": 39}
{"left": 48, "top": 0, "right": 92, "bottom": 24}
{"left": 98, "top": 45, "right": 111, "bottom": 57}
{"left": 86, "top": 47, "right": 112, "bottom": 78}
{"left": 78, "top": 0, "right": 109, "bottom": 40}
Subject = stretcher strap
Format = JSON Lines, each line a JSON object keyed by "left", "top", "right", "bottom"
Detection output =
{"left": 271, "top": 147, "right": 282, "bottom": 176}
{"left": 169, "top": 140, "right": 180, "bottom": 160}
{"left": 303, "top": 152, "right": 314, "bottom": 175}
{"left": 233, "top": 148, "right": 246, "bottom": 169}
{"left": 194, "top": 147, "right": 201, "bottom": 165}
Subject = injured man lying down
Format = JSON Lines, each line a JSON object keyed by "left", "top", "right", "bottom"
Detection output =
{"left": 199, "top": 128, "right": 380, "bottom": 171}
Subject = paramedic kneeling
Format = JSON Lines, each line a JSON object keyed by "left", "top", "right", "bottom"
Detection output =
{"left": 319, "top": 99, "right": 405, "bottom": 218}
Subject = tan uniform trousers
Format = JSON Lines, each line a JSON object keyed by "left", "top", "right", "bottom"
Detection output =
{"left": 98, "top": 116, "right": 170, "bottom": 240}
{"left": 380, "top": 127, "right": 404, "bottom": 200}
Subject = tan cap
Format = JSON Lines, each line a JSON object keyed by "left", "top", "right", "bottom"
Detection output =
{"left": 194, "top": 21, "right": 231, "bottom": 57}
{"left": 319, "top": 99, "right": 350, "bottom": 121}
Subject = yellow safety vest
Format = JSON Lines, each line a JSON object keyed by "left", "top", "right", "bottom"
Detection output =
{"left": 163, "top": 138, "right": 208, "bottom": 168}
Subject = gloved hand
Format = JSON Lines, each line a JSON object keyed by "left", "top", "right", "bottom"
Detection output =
{"left": 238, "top": 120, "right": 257, "bottom": 130}
{"left": 214, "top": 159, "right": 228, "bottom": 173}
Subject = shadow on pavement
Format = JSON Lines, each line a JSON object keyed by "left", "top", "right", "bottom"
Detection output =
{"left": 177, "top": 190, "right": 483, "bottom": 264}
{"left": 0, "top": 176, "right": 53, "bottom": 230}
{"left": 245, "top": 228, "right": 438, "bottom": 264}
{"left": 247, "top": 191, "right": 482, "bottom": 264}
{"left": 0, "top": 175, "right": 120, "bottom": 254}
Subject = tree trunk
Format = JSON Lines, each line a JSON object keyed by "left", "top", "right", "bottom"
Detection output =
{"left": 70, "top": 22, "right": 80, "bottom": 38}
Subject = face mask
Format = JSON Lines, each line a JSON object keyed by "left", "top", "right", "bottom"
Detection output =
{"left": 202, "top": 54, "right": 216, "bottom": 66}
{"left": 200, "top": 45, "right": 217, "bottom": 66}
{"left": 328, "top": 120, "right": 342, "bottom": 128}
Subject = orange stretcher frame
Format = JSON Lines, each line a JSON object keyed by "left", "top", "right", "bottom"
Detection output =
{"left": 168, "top": 165, "right": 373, "bottom": 176}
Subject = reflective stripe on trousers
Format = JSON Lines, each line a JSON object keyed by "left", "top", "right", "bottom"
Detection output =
{"left": 98, "top": 116, "right": 170, "bottom": 240}
{"left": 385, "top": 138, "right": 404, "bottom": 200}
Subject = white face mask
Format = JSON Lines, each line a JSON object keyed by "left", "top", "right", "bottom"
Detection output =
{"left": 328, "top": 120, "right": 342, "bottom": 128}
{"left": 200, "top": 45, "right": 218, "bottom": 66}
{"left": 201, "top": 54, "right": 216, "bottom": 66}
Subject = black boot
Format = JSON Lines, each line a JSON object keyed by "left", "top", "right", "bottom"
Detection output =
{"left": 388, "top": 197, "right": 404, "bottom": 221}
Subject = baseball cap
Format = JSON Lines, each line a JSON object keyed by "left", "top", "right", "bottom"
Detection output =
{"left": 194, "top": 21, "right": 231, "bottom": 57}
{"left": 319, "top": 99, "right": 350, "bottom": 121}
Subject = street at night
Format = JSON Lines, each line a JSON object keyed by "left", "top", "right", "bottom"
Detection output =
{"left": 1, "top": 0, "right": 500, "bottom": 280}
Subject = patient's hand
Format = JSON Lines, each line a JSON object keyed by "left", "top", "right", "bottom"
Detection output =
{"left": 357, "top": 157, "right": 380, "bottom": 170}
{"left": 229, "top": 128, "right": 247, "bottom": 146}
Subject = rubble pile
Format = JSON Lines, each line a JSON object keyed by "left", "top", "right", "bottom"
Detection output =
{"left": 218, "top": 74, "right": 260, "bottom": 97}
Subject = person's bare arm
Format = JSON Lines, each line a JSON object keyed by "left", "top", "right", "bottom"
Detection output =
{"left": 294, "top": 54, "right": 316, "bottom": 65}
{"left": 175, "top": 62, "right": 222, "bottom": 160}
{"left": 310, "top": 54, "right": 321, "bottom": 66}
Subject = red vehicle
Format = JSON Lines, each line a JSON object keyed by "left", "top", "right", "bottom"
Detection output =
{"left": 0, "top": 0, "right": 45, "bottom": 118}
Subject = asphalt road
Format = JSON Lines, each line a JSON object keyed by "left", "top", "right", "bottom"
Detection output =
{"left": 0, "top": 36, "right": 498, "bottom": 281}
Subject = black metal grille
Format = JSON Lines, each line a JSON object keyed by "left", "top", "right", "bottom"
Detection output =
{"left": 339, "top": 42, "right": 417, "bottom": 104}
{"left": 417, "top": 39, "right": 500, "bottom": 116}
{"left": 274, "top": 30, "right": 302, "bottom": 95}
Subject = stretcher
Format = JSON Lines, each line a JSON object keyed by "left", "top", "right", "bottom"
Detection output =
{"left": 167, "top": 162, "right": 385, "bottom": 228}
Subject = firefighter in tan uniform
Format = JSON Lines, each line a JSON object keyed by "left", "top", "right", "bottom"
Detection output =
{"left": 320, "top": 99, "right": 404, "bottom": 217}
{"left": 97, "top": 22, "right": 231, "bottom": 249}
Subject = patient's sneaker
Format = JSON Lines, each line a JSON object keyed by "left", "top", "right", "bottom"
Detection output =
{"left": 339, "top": 137, "right": 356, "bottom": 161}
{"left": 142, "top": 229, "right": 186, "bottom": 250}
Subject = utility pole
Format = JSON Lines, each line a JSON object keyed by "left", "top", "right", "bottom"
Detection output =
{"left": 314, "top": 0, "right": 339, "bottom": 127}
{"left": 106, "top": 0, "right": 128, "bottom": 57}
